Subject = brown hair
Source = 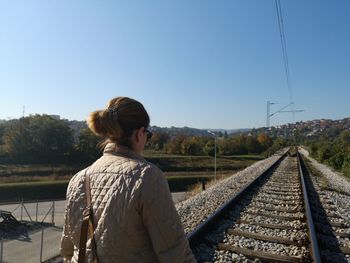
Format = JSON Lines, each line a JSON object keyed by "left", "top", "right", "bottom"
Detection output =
{"left": 87, "top": 97, "right": 150, "bottom": 148}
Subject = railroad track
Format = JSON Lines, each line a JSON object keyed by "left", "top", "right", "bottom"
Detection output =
{"left": 300, "top": 155, "right": 350, "bottom": 263}
{"left": 188, "top": 150, "right": 350, "bottom": 262}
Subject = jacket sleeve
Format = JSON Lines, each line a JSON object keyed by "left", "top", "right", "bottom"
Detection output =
{"left": 60, "top": 184, "right": 74, "bottom": 263}
{"left": 140, "top": 167, "right": 197, "bottom": 263}
{"left": 60, "top": 205, "right": 74, "bottom": 262}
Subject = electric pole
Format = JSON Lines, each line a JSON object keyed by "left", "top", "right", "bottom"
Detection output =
{"left": 266, "top": 101, "right": 304, "bottom": 128}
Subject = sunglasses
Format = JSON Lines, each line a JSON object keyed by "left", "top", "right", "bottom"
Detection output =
{"left": 144, "top": 128, "right": 153, "bottom": 141}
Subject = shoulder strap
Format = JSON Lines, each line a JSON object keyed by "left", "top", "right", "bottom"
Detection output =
{"left": 85, "top": 174, "right": 92, "bottom": 208}
{"left": 78, "top": 170, "right": 99, "bottom": 263}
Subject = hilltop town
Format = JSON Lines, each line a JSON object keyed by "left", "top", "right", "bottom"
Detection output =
{"left": 252, "top": 117, "right": 350, "bottom": 141}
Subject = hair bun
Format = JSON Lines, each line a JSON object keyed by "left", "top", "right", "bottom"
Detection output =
{"left": 87, "top": 97, "right": 150, "bottom": 147}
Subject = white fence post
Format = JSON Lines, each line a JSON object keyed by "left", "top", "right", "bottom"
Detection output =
{"left": 0, "top": 238, "right": 3, "bottom": 263}
{"left": 36, "top": 200, "right": 39, "bottom": 222}
{"left": 40, "top": 227, "right": 44, "bottom": 263}
{"left": 20, "top": 199, "right": 23, "bottom": 221}
{"left": 52, "top": 201, "right": 55, "bottom": 225}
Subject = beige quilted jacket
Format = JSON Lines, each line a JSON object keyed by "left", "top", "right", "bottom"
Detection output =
{"left": 60, "top": 143, "right": 196, "bottom": 263}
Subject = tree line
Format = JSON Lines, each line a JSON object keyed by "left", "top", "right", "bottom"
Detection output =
{"left": 0, "top": 115, "right": 99, "bottom": 164}
{"left": 147, "top": 131, "right": 288, "bottom": 156}
{"left": 307, "top": 130, "right": 350, "bottom": 177}
{"left": 0, "top": 115, "right": 288, "bottom": 164}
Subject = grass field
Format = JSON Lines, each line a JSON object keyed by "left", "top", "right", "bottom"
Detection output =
{"left": 0, "top": 164, "right": 83, "bottom": 178}
{"left": 145, "top": 154, "right": 261, "bottom": 172}
{"left": 0, "top": 153, "right": 264, "bottom": 202}
{"left": 0, "top": 173, "right": 237, "bottom": 202}
{"left": 0, "top": 153, "right": 262, "bottom": 182}
{"left": 0, "top": 180, "right": 69, "bottom": 202}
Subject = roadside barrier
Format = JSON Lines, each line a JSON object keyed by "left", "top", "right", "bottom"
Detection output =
{"left": 0, "top": 200, "right": 65, "bottom": 263}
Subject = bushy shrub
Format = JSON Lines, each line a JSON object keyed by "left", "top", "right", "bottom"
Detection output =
{"left": 342, "top": 154, "right": 350, "bottom": 177}
{"left": 316, "top": 144, "right": 332, "bottom": 162}
{"left": 327, "top": 152, "right": 345, "bottom": 170}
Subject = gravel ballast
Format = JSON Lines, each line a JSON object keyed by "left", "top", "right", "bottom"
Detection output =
{"left": 181, "top": 147, "right": 350, "bottom": 262}
{"left": 299, "top": 147, "right": 350, "bottom": 194}
{"left": 299, "top": 147, "right": 350, "bottom": 262}
{"left": 175, "top": 150, "right": 287, "bottom": 234}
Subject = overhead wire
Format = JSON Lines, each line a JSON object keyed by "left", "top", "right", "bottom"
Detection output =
{"left": 275, "top": 0, "right": 295, "bottom": 120}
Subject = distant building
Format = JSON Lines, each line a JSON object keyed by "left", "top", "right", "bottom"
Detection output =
{"left": 49, "top": 115, "right": 61, "bottom": 120}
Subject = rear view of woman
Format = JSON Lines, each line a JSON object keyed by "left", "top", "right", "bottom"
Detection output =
{"left": 60, "top": 97, "right": 196, "bottom": 263}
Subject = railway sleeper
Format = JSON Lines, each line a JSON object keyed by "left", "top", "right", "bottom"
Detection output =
{"left": 313, "top": 214, "right": 347, "bottom": 224}
{"left": 317, "top": 220, "right": 347, "bottom": 228}
{"left": 196, "top": 236, "right": 218, "bottom": 247}
{"left": 256, "top": 195, "right": 301, "bottom": 202}
{"left": 264, "top": 181, "right": 299, "bottom": 185}
{"left": 262, "top": 190, "right": 301, "bottom": 196}
{"left": 317, "top": 235, "right": 350, "bottom": 255}
{"left": 264, "top": 185, "right": 300, "bottom": 189}
{"left": 237, "top": 219, "right": 302, "bottom": 230}
{"left": 309, "top": 208, "right": 341, "bottom": 219}
{"left": 265, "top": 184, "right": 300, "bottom": 188}
{"left": 317, "top": 228, "right": 350, "bottom": 239}
{"left": 227, "top": 228, "right": 306, "bottom": 246}
{"left": 310, "top": 203, "right": 337, "bottom": 211}
{"left": 246, "top": 211, "right": 304, "bottom": 221}
{"left": 262, "top": 187, "right": 301, "bottom": 193}
{"left": 267, "top": 185, "right": 300, "bottom": 189}
{"left": 251, "top": 204, "right": 302, "bottom": 213}
{"left": 217, "top": 243, "right": 305, "bottom": 263}
{"left": 254, "top": 198, "right": 302, "bottom": 206}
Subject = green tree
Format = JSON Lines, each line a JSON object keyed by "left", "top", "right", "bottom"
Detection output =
{"left": 166, "top": 134, "right": 187, "bottom": 154}
{"left": 3, "top": 115, "right": 74, "bottom": 163}
{"left": 181, "top": 138, "right": 197, "bottom": 155}
{"left": 342, "top": 153, "right": 350, "bottom": 177}
{"left": 76, "top": 128, "right": 101, "bottom": 161}
{"left": 264, "top": 137, "right": 290, "bottom": 156}
{"left": 0, "top": 123, "right": 6, "bottom": 145}
{"left": 246, "top": 136, "right": 261, "bottom": 153}
{"left": 257, "top": 133, "right": 273, "bottom": 151}
{"left": 316, "top": 143, "right": 332, "bottom": 162}
{"left": 3, "top": 119, "right": 31, "bottom": 161}
{"left": 234, "top": 135, "right": 248, "bottom": 155}
{"left": 148, "top": 131, "right": 170, "bottom": 151}
{"left": 204, "top": 140, "right": 215, "bottom": 156}
{"left": 340, "top": 130, "right": 350, "bottom": 147}
{"left": 327, "top": 152, "right": 345, "bottom": 170}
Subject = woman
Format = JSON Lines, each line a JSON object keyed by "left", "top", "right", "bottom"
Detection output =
{"left": 60, "top": 97, "right": 196, "bottom": 263}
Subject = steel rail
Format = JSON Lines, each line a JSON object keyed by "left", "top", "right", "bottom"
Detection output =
{"left": 187, "top": 150, "right": 288, "bottom": 248}
{"left": 297, "top": 152, "right": 322, "bottom": 263}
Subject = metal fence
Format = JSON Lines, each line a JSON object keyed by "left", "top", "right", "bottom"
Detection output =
{"left": 0, "top": 193, "right": 185, "bottom": 263}
{"left": 0, "top": 200, "right": 66, "bottom": 263}
{"left": 3, "top": 200, "right": 63, "bottom": 226}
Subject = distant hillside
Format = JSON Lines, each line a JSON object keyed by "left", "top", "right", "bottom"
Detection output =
{"left": 4, "top": 116, "right": 350, "bottom": 141}
{"left": 208, "top": 128, "right": 251, "bottom": 135}
{"left": 251, "top": 117, "right": 350, "bottom": 141}
{"left": 149, "top": 126, "right": 250, "bottom": 137}
{"left": 65, "top": 120, "right": 250, "bottom": 138}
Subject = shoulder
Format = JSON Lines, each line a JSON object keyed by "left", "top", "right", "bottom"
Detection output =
{"left": 139, "top": 162, "right": 168, "bottom": 194}
{"left": 141, "top": 161, "right": 163, "bottom": 179}
{"left": 66, "top": 167, "right": 89, "bottom": 200}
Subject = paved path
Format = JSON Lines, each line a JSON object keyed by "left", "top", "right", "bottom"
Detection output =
{"left": 1, "top": 227, "right": 62, "bottom": 263}
{"left": 0, "top": 200, "right": 65, "bottom": 227}
{"left": 0, "top": 192, "right": 187, "bottom": 263}
{"left": 0, "top": 192, "right": 187, "bottom": 227}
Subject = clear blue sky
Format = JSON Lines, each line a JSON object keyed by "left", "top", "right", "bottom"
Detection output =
{"left": 1, "top": 1, "right": 349, "bottom": 129}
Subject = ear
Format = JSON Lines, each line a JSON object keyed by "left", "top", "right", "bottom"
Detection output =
{"left": 135, "top": 127, "right": 144, "bottom": 143}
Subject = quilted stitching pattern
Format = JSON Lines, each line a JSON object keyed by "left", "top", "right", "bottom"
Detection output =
{"left": 60, "top": 143, "right": 196, "bottom": 263}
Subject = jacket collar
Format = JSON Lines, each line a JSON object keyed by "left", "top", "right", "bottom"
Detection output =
{"left": 103, "top": 142, "right": 145, "bottom": 161}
